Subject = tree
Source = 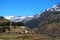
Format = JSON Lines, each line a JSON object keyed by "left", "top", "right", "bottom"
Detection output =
{"left": 0, "top": 16, "right": 4, "bottom": 19}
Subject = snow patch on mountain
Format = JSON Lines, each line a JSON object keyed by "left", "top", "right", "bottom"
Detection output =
{"left": 47, "top": 4, "right": 60, "bottom": 11}
{"left": 4, "top": 16, "right": 33, "bottom": 22}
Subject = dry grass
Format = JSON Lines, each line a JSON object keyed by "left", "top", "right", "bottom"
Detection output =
{"left": 0, "top": 26, "right": 60, "bottom": 40}
{"left": 0, "top": 33, "right": 50, "bottom": 40}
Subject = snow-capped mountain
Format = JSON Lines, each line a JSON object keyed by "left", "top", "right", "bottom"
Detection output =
{"left": 4, "top": 4, "right": 60, "bottom": 23}
{"left": 4, "top": 16, "right": 33, "bottom": 22}
{"left": 24, "top": 4, "right": 60, "bottom": 28}
{"left": 47, "top": 4, "right": 60, "bottom": 11}
{"left": 33, "top": 4, "right": 60, "bottom": 18}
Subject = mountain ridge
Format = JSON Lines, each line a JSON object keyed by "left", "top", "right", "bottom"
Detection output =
{"left": 4, "top": 16, "right": 33, "bottom": 22}
{"left": 0, "top": 4, "right": 60, "bottom": 37}
{"left": 4, "top": 4, "right": 60, "bottom": 23}
{"left": 24, "top": 4, "right": 60, "bottom": 37}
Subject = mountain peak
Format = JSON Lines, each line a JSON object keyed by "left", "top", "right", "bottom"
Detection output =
{"left": 52, "top": 4, "right": 60, "bottom": 8}
{"left": 47, "top": 4, "right": 60, "bottom": 11}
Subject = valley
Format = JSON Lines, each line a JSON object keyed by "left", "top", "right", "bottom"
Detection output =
{"left": 0, "top": 4, "right": 60, "bottom": 40}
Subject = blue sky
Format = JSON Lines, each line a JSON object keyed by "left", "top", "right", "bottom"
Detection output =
{"left": 0, "top": 0, "right": 60, "bottom": 16}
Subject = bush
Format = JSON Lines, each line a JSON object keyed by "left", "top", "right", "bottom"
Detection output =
{"left": 12, "top": 22, "right": 24, "bottom": 26}
{"left": 0, "top": 16, "right": 4, "bottom": 19}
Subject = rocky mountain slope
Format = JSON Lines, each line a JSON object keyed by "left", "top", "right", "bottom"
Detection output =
{"left": 24, "top": 4, "right": 60, "bottom": 37}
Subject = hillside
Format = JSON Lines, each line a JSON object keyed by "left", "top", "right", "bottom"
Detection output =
{"left": 0, "top": 16, "right": 10, "bottom": 22}
{"left": 0, "top": 16, "right": 26, "bottom": 33}
{"left": 24, "top": 4, "right": 60, "bottom": 37}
